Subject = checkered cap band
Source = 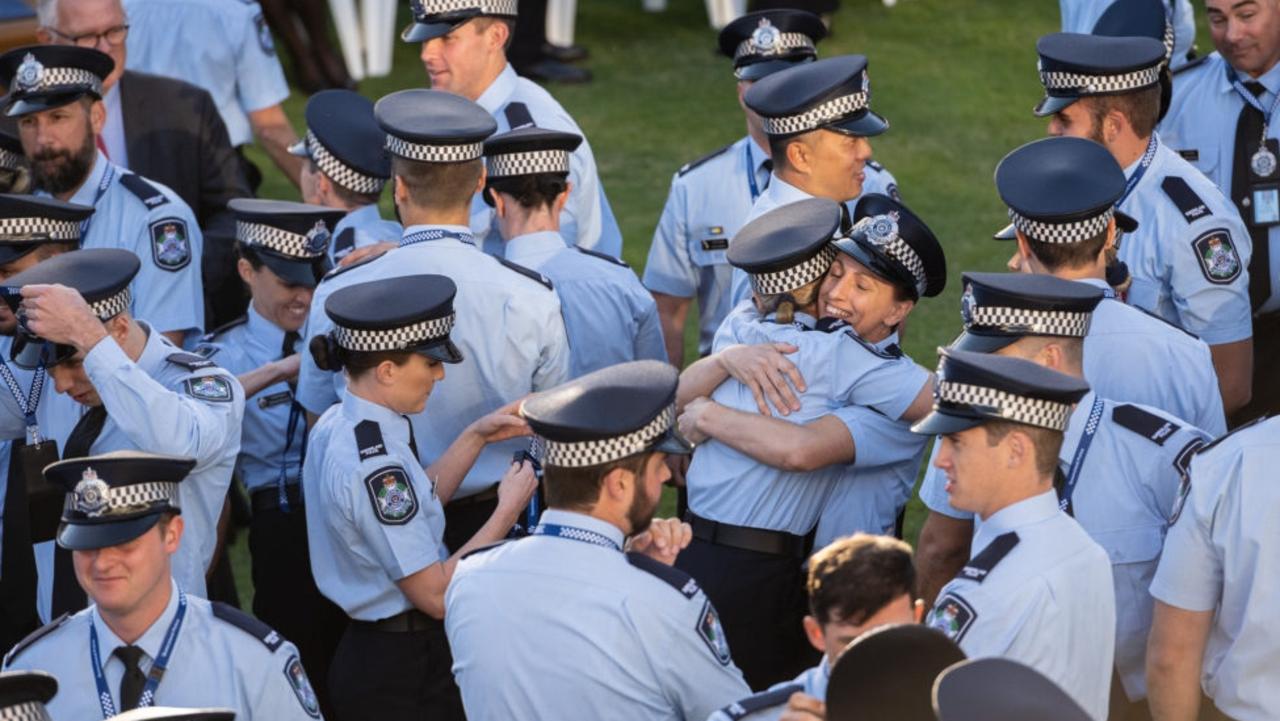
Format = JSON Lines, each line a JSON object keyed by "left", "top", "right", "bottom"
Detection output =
{"left": 237, "top": 220, "right": 327, "bottom": 260}
{"left": 0, "top": 147, "right": 21, "bottom": 171}
{"left": 306, "top": 131, "right": 387, "bottom": 195}
{"left": 734, "top": 32, "right": 815, "bottom": 61}
{"left": 1038, "top": 64, "right": 1161, "bottom": 95}
{"left": 20, "top": 67, "right": 103, "bottom": 96}
{"left": 1161, "top": 23, "right": 1174, "bottom": 61}
{"left": 88, "top": 287, "right": 130, "bottom": 321}
{"left": 542, "top": 404, "right": 676, "bottom": 468}
{"left": 748, "top": 244, "right": 836, "bottom": 296}
{"left": 966, "top": 305, "right": 1092, "bottom": 337}
{"left": 486, "top": 149, "right": 571, "bottom": 178}
{"left": 761, "top": 87, "right": 869, "bottom": 136}
{"left": 332, "top": 313, "right": 455, "bottom": 352}
{"left": 67, "top": 479, "right": 180, "bottom": 519}
{"left": 935, "top": 380, "right": 1073, "bottom": 431}
{"left": 1007, "top": 206, "right": 1113, "bottom": 244}
{"left": 851, "top": 215, "right": 927, "bottom": 295}
{"left": 0, "top": 701, "right": 51, "bottom": 721}
{"left": 0, "top": 217, "right": 78, "bottom": 241}
{"left": 385, "top": 135, "right": 484, "bottom": 163}
{"left": 413, "top": 0, "right": 517, "bottom": 18}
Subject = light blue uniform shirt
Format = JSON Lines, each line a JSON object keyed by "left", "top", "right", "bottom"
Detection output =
{"left": 706, "top": 659, "right": 829, "bottom": 721}
{"left": 1059, "top": 0, "right": 1196, "bottom": 70}
{"left": 1150, "top": 417, "right": 1280, "bottom": 721}
{"left": 505, "top": 230, "right": 665, "bottom": 377}
{"left": 445, "top": 508, "right": 750, "bottom": 721}
{"left": 1160, "top": 54, "right": 1280, "bottom": 313}
{"left": 3, "top": 579, "right": 322, "bottom": 720}
{"left": 123, "top": 0, "right": 290, "bottom": 147}
{"left": 469, "top": 64, "right": 622, "bottom": 258}
{"left": 48, "top": 152, "right": 205, "bottom": 338}
{"left": 1116, "top": 134, "right": 1253, "bottom": 344}
{"left": 926, "top": 490, "right": 1115, "bottom": 721}
{"left": 688, "top": 310, "right": 929, "bottom": 534}
{"left": 303, "top": 388, "right": 447, "bottom": 621}
{"left": 195, "top": 307, "right": 303, "bottom": 494}
{"left": 328, "top": 203, "right": 401, "bottom": 264}
{"left": 296, "top": 225, "right": 570, "bottom": 498}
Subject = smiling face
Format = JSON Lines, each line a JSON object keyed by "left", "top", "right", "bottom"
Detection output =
{"left": 419, "top": 18, "right": 508, "bottom": 101}
{"left": 792, "top": 129, "right": 872, "bottom": 202}
{"left": 818, "top": 254, "right": 914, "bottom": 342}
{"left": 1207, "top": 0, "right": 1280, "bottom": 78}
{"left": 73, "top": 514, "right": 181, "bottom": 617}
{"left": 237, "top": 258, "right": 314, "bottom": 333}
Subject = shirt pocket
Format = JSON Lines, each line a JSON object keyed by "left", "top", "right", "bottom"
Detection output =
{"left": 1175, "top": 144, "right": 1223, "bottom": 189}
{"left": 688, "top": 227, "right": 730, "bottom": 268}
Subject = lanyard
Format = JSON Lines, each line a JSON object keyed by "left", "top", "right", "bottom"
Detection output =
{"left": 532, "top": 523, "right": 621, "bottom": 551}
{"left": 90, "top": 591, "right": 188, "bottom": 718}
{"left": 1058, "top": 395, "right": 1104, "bottom": 514}
{"left": 0, "top": 362, "right": 44, "bottom": 443}
{"left": 1117, "top": 134, "right": 1159, "bottom": 209}
{"left": 400, "top": 229, "right": 475, "bottom": 248}
{"left": 79, "top": 164, "right": 116, "bottom": 239}
{"left": 276, "top": 400, "right": 307, "bottom": 513}
{"left": 745, "top": 143, "right": 763, "bottom": 203}
{"left": 1227, "top": 67, "right": 1280, "bottom": 142}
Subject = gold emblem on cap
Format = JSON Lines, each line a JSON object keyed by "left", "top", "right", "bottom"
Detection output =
{"left": 74, "top": 467, "right": 110, "bottom": 517}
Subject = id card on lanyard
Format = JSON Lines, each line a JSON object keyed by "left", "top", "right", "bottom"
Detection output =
{"left": 1228, "top": 68, "right": 1280, "bottom": 227}
{"left": 2, "top": 362, "right": 61, "bottom": 541}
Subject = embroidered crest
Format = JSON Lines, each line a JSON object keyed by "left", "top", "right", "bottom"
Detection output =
{"left": 254, "top": 13, "right": 275, "bottom": 55}
{"left": 1192, "top": 230, "right": 1241, "bottom": 284}
{"left": 150, "top": 219, "right": 192, "bottom": 271}
{"left": 960, "top": 282, "right": 976, "bottom": 327}
{"left": 284, "top": 655, "right": 321, "bottom": 718}
{"left": 750, "top": 18, "right": 781, "bottom": 54}
{"left": 696, "top": 599, "right": 732, "bottom": 666}
{"left": 15, "top": 52, "right": 43, "bottom": 91}
{"left": 74, "top": 468, "right": 110, "bottom": 517}
{"left": 364, "top": 466, "right": 418, "bottom": 525}
{"left": 304, "top": 220, "right": 331, "bottom": 255}
{"left": 927, "top": 592, "right": 976, "bottom": 643}
{"left": 185, "top": 375, "right": 232, "bottom": 402}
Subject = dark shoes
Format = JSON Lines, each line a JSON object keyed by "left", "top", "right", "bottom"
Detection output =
{"left": 542, "top": 43, "right": 589, "bottom": 63}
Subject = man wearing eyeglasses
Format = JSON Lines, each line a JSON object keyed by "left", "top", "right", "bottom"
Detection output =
{"left": 35, "top": 0, "right": 254, "bottom": 330}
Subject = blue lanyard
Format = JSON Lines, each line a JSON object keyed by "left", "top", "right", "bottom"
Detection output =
{"left": 745, "top": 143, "right": 763, "bottom": 202}
{"left": 79, "top": 164, "right": 116, "bottom": 239}
{"left": 90, "top": 591, "right": 188, "bottom": 718}
{"left": 532, "top": 523, "right": 621, "bottom": 551}
{"left": 400, "top": 229, "right": 475, "bottom": 248}
{"left": 276, "top": 400, "right": 307, "bottom": 513}
{"left": 1117, "top": 134, "right": 1159, "bottom": 209}
{"left": 1058, "top": 395, "right": 1105, "bottom": 513}
{"left": 0, "top": 362, "right": 44, "bottom": 443}
{"left": 1227, "top": 67, "right": 1280, "bottom": 137}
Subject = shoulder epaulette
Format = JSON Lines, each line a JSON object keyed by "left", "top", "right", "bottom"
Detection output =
{"left": 198, "top": 315, "right": 247, "bottom": 343}
{"left": 1112, "top": 404, "right": 1182, "bottom": 446}
{"left": 677, "top": 143, "right": 733, "bottom": 177}
{"left": 626, "top": 552, "right": 701, "bottom": 599}
{"left": 957, "top": 532, "right": 1019, "bottom": 584}
{"left": 118, "top": 173, "right": 170, "bottom": 210}
{"left": 322, "top": 249, "right": 387, "bottom": 281}
{"left": 1172, "top": 54, "right": 1209, "bottom": 76}
{"left": 3, "top": 613, "right": 69, "bottom": 665}
{"left": 1161, "top": 176, "right": 1212, "bottom": 224}
{"left": 867, "top": 159, "right": 885, "bottom": 172}
{"left": 211, "top": 602, "right": 284, "bottom": 652}
{"left": 354, "top": 419, "right": 387, "bottom": 460}
{"left": 1132, "top": 305, "right": 1200, "bottom": 339}
{"left": 842, "top": 329, "right": 904, "bottom": 359}
{"left": 504, "top": 102, "right": 535, "bottom": 131}
{"left": 716, "top": 683, "right": 805, "bottom": 720}
{"left": 461, "top": 539, "right": 518, "bottom": 560}
{"left": 332, "top": 227, "right": 357, "bottom": 259}
{"left": 574, "top": 245, "right": 629, "bottom": 268}
{"left": 498, "top": 257, "right": 554, "bottom": 290}
{"left": 1195, "top": 415, "right": 1266, "bottom": 456}
{"left": 165, "top": 351, "right": 217, "bottom": 371}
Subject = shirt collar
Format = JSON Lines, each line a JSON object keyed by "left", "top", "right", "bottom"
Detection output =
{"left": 134, "top": 321, "right": 171, "bottom": 374}
{"left": 245, "top": 303, "right": 285, "bottom": 353}
{"left": 399, "top": 223, "right": 474, "bottom": 247}
{"left": 973, "top": 489, "right": 1059, "bottom": 553}
{"left": 340, "top": 386, "right": 412, "bottom": 448}
{"left": 1220, "top": 51, "right": 1280, "bottom": 96}
{"left": 476, "top": 63, "right": 519, "bottom": 115}
{"left": 345, "top": 203, "right": 382, "bottom": 225}
{"left": 747, "top": 135, "right": 770, "bottom": 171}
{"left": 1123, "top": 132, "right": 1161, "bottom": 179}
{"left": 763, "top": 174, "right": 813, "bottom": 206}
{"left": 539, "top": 508, "right": 626, "bottom": 549}
{"left": 1072, "top": 276, "right": 1111, "bottom": 292}
{"left": 871, "top": 329, "right": 900, "bottom": 352}
{"left": 91, "top": 578, "right": 181, "bottom": 669}
{"left": 69, "top": 151, "right": 111, "bottom": 206}
{"left": 504, "top": 230, "right": 565, "bottom": 266}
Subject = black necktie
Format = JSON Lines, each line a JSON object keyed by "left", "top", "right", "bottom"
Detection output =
{"left": 1232, "top": 80, "right": 1270, "bottom": 310}
{"left": 64, "top": 405, "right": 108, "bottom": 458}
{"left": 113, "top": 645, "right": 147, "bottom": 711}
{"left": 51, "top": 405, "right": 110, "bottom": 616}
{"left": 1053, "top": 465, "right": 1073, "bottom": 517}
{"left": 760, "top": 158, "right": 773, "bottom": 191}
{"left": 403, "top": 415, "right": 419, "bottom": 460}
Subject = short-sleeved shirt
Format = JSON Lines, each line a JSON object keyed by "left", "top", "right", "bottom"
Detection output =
{"left": 329, "top": 203, "right": 401, "bottom": 264}
{"left": 123, "top": 0, "right": 291, "bottom": 147}
{"left": 1059, "top": 0, "right": 1196, "bottom": 70}
{"left": 706, "top": 660, "right": 828, "bottom": 721}
{"left": 505, "top": 230, "right": 665, "bottom": 377}
{"left": 926, "top": 490, "right": 1115, "bottom": 721}
{"left": 3, "top": 580, "right": 322, "bottom": 720}
{"left": 445, "top": 509, "right": 751, "bottom": 721}
{"left": 1150, "top": 417, "right": 1280, "bottom": 720}
{"left": 304, "top": 388, "right": 448, "bottom": 621}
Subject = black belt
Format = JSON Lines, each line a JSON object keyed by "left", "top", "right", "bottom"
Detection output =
{"left": 251, "top": 484, "right": 303, "bottom": 513}
{"left": 687, "top": 513, "right": 810, "bottom": 559}
{"left": 351, "top": 609, "right": 441, "bottom": 633}
{"left": 448, "top": 483, "right": 498, "bottom": 509}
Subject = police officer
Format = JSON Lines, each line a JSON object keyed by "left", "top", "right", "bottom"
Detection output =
{"left": 303, "top": 274, "right": 536, "bottom": 721}
{"left": 1147, "top": 416, "right": 1280, "bottom": 720}
{"left": 288, "top": 90, "right": 401, "bottom": 264}
{"left": 0, "top": 670, "right": 56, "bottom": 720}
{"left": 727, "top": 54, "right": 890, "bottom": 306}
{"left": 915, "top": 348, "right": 1113, "bottom": 720}
{"left": 934, "top": 658, "right": 1094, "bottom": 721}
{"left": 1032, "top": 32, "right": 1255, "bottom": 418}
{"left": 296, "top": 89, "right": 569, "bottom": 551}
{"left": 1, "top": 248, "right": 243, "bottom": 614}
{"left": 403, "top": 0, "right": 623, "bottom": 257}
{"left": 484, "top": 126, "right": 665, "bottom": 377}
{"left": 824, "top": 625, "right": 965, "bottom": 721}
{"left": 446, "top": 360, "right": 750, "bottom": 720}
{"left": 2, "top": 452, "right": 320, "bottom": 720}
{"left": 194, "top": 199, "right": 346, "bottom": 714}
{"left": 0, "top": 45, "right": 205, "bottom": 347}
{"left": 1158, "top": 0, "right": 1280, "bottom": 423}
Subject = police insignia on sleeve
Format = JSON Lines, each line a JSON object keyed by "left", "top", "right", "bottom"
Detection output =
{"left": 697, "top": 599, "right": 732, "bottom": 666}
{"left": 284, "top": 654, "right": 321, "bottom": 718}
{"left": 254, "top": 13, "right": 276, "bottom": 55}
{"left": 364, "top": 466, "right": 418, "bottom": 525}
{"left": 150, "top": 219, "right": 192, "bottom": 271}
{"left": 927, "top": 592, "right": 976, "bottom": 643}
{"left": 185, "top": 375, "right": 232, "bottom": 402}
{"left": 1192, "top": 229, "right": 1241, "bottom": 284}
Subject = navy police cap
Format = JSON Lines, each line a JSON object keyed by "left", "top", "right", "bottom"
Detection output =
{"left": 954, "top": 272, "right": 1103, "bottom": 354}
{"left": 47, "top": 451, "right": 196, "bottom": 552}
{"left": 728, "top": 197, "right": 840, "bottom": 297}
{"left": 402, "top": 0, "right": 517, "bottom": 44}
{"left": 912, "top": 347, "right": 1090, "bottom": 436}
{"left": 375, "top": 89, "right": 497, "bottom": 164}
{"left": 289, "top": 90, "right": 391, "bottom": 195}
{"left": 827, "top": 624, "right": 965, "bottom": 721}
{"left": 483, "top": 126, "right": 581, "bottom": 179}
{"left": 745, "top": 55, "right": 887, "bottom": 138}
{"left": 0, "top": 194, "right": 90, "bottom": 265}
{"left": 0, "top": 45, "right": 113, "bottom": 117}
{"left": 1091, "top": 0, "right": 1175, "bottom": 121}
{"left": 230, "top": 198, "right": 344, "bottom": 289}
{"left": 933, "top": 658, "right": 1091, "bottom": 721}
{"left": 521, "top": 360, "right": 691, "bottom": 468}
{"left": 324, "top": 274, "right": 464, "bottom": 365}
{"left": 0, "top": 670, "right": 57, "bottom": 720}
{"left": 718, "top": 10, "right": 826, "bottom": 82}
{"left": 1035, "top": 33, "right": 1165, "bottom": 117}
{"left": 834, "top": 194, "right": 946, "bottom": 300}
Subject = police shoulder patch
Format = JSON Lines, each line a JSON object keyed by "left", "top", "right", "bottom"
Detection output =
{"left": 626, "top": 551, "right": 701, "bottom": 599}
{"left": 3, "top": 613, "right": 69, "bottom": 665}
{"left": 1160, "top": 176, "right": 1212, "bottom": 224}
{"left": 166, "top": 351, "right": 216, "bottom": 371}
{"left": 1191, "top": 228, "right": 1242, "bottom": 284}
{"left": 498, "top": 257, "right": 554, "bottom": 290}
{"left": 354, "top": 419, "right": 387, "bottom": 460}
{"left": 575, "top": 245, "right": 629, "bottom": 267}
{"left": 503, "top": 102, "right": 535, "bottom": 131}
{"left": 119, "top": 173, "right": 169, "bottom": 209}
{"left": 149, "top": 217, "right": 192, "bottom": 271}
{"left": 283, "top": 654, "right": 321, "bottom": 718}
{"left": 1112, "top": 404, "right": 1182, "bottom": 446}
{"left": 717, "top": 683, "right": 805, "bottom": 720}
{"left": 677, "top": 142, "right": 733, "bottom": 177}
{"left": 254, "top": 13, "right": 275, "bottom": 55}
{"left": 184, "top": 374, "right": 233, "bottom": 402}
{"left": 696, "top": 598, "right": 733, "bottom": 666}
{"left": 212, "top": 601, "right": 285, "bottom": 652}
{"left": 363, "top": 465, "right": 418, "bottom": 525}
{"left": 927, "top": 592, "right": 977, "bottom": 643}
{"left": 957, "top": 531, "right": 1019, "bottom": 584}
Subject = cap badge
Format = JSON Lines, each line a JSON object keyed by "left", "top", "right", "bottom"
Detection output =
{"left": 15, "top": 52, "right": 44, "bottom": 92}
{"left": 865, "top": 211, "right": 900, "bottom": 247}
{"left": 409, "top": 0, "right": 426, "bottom": 17}
{"left": 74, "top": 468, "right": 110, "bottom": 517}
{"left": 960, "top": 283, "right": 976, "bottom": 327}
{"left": 751, "top": 18, "right": 781, "bottom": 54}
{"left": 304, "top": 220, "right": 331, "bottom": 255}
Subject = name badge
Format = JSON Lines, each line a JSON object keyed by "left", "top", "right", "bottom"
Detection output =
{"left": 258, "top": 390, "right": 293, "bottom": 409}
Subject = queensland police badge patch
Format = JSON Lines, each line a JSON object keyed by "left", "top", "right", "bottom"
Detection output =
{"left": 927, "top": 592, "right": 976, "bottom": 643}
{"left": 151, "top": 219, "right": 192, "bottom": 271}
{"left": 1193, "top": 230, "right": 1241, "bottom": 284}
{"left": 697, "top": 600, "right": 732, "bottom": 666}
{"left": 283, "top": 655, "right": 321, "bottom": 718}
{"left": 184, "top": 376, "right": 232, "bottom": 402}
{"left": 365, "top": 466, "right": 418, "bottom": 525}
